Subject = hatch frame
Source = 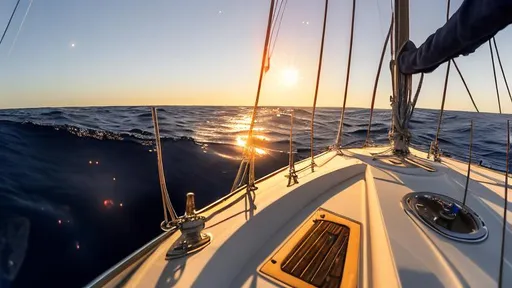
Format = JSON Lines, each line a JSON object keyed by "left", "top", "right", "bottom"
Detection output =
{"left": 259, "top": 208, "right": 361, "bottom": 288}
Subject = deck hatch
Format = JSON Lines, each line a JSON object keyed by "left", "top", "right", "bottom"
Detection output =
{"left": 402, "top": 192, "right": 488, "bottom": 243}
{"left": 260, "top": 209, "right": 360, "bottom": 288}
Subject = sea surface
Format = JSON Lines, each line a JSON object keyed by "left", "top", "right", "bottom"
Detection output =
{"left": 0, "top": 106, "right": 510, "bottom": 287}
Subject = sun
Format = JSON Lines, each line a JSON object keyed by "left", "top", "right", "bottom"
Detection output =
{"left": 281, "top": 67, "right": 299, "bottom": 87}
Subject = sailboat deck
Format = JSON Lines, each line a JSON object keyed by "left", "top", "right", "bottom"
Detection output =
{"left": 96, "top": 147, "right": 512, "bottom": 287}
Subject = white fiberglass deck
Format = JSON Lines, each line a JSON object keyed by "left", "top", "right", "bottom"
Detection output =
{"left": 100, "top": 147, "right": 512, "bottom": 288}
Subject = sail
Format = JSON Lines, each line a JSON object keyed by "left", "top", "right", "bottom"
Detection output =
{"left": 399, "top": 0, "right": 512, "bottom": 75}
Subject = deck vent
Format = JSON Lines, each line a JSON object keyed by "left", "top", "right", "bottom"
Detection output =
{"left": 260, "top": 209, "right": 360, "bottom": 288}
{"left": 402, "top": 192, "right": 488, "bottom": 243}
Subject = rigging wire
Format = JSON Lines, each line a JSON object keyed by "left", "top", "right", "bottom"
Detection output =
{"left": 390, "top": 70, "right": 423, "bottom": 148}
{"left": 388, "top": 13, "right": 395, "bottom": 140}
{"left": 452, "top": 60, "right": 480, "bottom": 112}
{"left": 151, "top": 107, "right": 178, "bottom": 230}
{"left": 434, "top": 61, "right": 451, "bottom": 145}
{"left": 8, "top": 0, "right": 33, "bottom": 56}
{"left": 246, "top": 0, "right": 275, "bottom": 145}
{"left": 309, "top": 0, "right": 329, "bottom": 172}
{"left": 269, "top": 0, "right": 284, "bottom": 39}
{"left": 462, "top": 120, "right": 473, "bottom": 206}
{"left": 264, "top": 0, "right": 288, "bottom": 71}
{"left": 365, "top": 17, "right": 393, "bottom": 146}
{"left": 489, "top": 40, "right": 502, "bottom": 114}
{"left": 270, "top": 0, "right": 283, "bottom": 31}
{"left": 431, "top": 0, "right": 452, "bottom": 159}
{"left": 499, "top": 120, "right": 510, "bottom": 288}
{"left": 492, "top": 37, "right": 512, "bottom": 106}
{"left": 230, "top": 0, "right": 276, "bottom": 192}
{"left": 334, "top": 0, "right": 356, "bottom": 148}
{"left": 287, "top": 109, "right": 298, "bottom": 187}
{"left": 268, "top": 0, "right": 283, "bottom": 52}
{"left": 405, "top": 73, "right": 424, "bottom": 127}
{"left": 0, "top": 0, "right": 22, "bottom": 47}
{"left": 269, "top": 0, "right": 288, "bottom": 58}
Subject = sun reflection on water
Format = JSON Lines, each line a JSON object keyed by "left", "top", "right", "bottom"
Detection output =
{"left": 235, "top": 135, "right": 266, "bottom": 155}
{"left": 190, "top": 108, "right": 286, "bottom": 157}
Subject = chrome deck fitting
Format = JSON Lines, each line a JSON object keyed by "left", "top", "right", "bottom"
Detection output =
{"left": 166, "top": 193, "right": 211, "bottom": 259}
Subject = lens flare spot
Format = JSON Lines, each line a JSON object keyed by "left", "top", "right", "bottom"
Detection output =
{"left": 103, "top": 199, "right": 114, "bottom": 208}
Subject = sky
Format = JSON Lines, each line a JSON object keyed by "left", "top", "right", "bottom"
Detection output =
{"left": 0, "top": 0, "right": 511, "bottom": 112}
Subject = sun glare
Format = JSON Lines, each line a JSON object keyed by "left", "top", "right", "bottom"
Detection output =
{"left": 281, "top": 67, "right": 299, "bottom": 87}
{"left": 235, "top": 136, "right": 266, "bottom": 155}
{"left": 236, "top": 136, "right": 246, "bottom": 147}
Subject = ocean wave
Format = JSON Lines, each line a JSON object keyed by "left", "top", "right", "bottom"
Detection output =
{"left": 40, "top": 110, "right": 64, "bottom": 116}
{"left": 1, "top": 106, "right": 511, "bottom": 288}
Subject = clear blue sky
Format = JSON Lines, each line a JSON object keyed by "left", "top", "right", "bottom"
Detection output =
{"left": 0, "top": 0, "right": 511, "bottom": 112}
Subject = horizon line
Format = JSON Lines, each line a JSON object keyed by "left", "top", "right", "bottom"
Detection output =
{"left": 0, "top": 103, "right": 499, "bottom": 114}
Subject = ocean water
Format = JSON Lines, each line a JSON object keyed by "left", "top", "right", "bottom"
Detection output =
{"left": 0, "top": 106, "right": 510, "bottom": 287}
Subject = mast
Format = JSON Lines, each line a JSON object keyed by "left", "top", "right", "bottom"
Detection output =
{"left": 391, "top": 0, "right": 411, "bottom": 153}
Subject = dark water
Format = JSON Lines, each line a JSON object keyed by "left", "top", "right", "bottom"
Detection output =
{"left": 0, "top": 106, "right": 510, "bottom": 287}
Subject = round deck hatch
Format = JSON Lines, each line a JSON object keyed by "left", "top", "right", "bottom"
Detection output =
{"left": 402, "top": 192, "right": 488, "bottom": 243}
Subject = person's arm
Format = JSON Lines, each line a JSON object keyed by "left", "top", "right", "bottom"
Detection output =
{"left": 399, "top": 0, "right": 512, "bottom": 75}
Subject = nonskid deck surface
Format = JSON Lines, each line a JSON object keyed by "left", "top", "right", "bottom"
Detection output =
{"left": 99, "top": 147, "right": 512, "bottom": 288}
